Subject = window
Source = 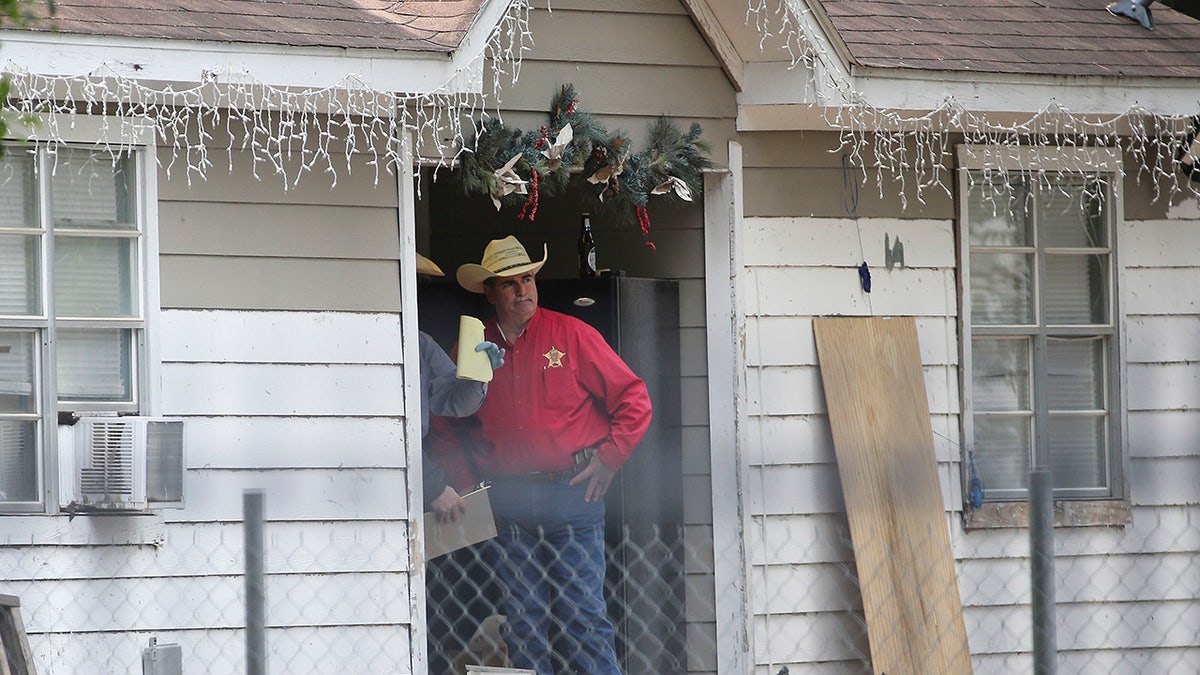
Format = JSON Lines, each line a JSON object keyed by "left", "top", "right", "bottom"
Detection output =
{"left": 0, "top": 137, "right": 155, "bottom": 512}
{"left": 957, "top": 146, "right": 1124, "bottom": 507}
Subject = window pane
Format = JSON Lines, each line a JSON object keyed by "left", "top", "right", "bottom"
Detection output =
{"left": 970, "top": 252, "right": 1034, "bottom": 324}
{"left": 0, "top": 235, "right": 41, "bottom": 316}
{"left": 50, "top": 148, "right": 137, "bottom": 231}
{"left": 1044, "top": 253, "right": 1108, "bottom": 325}
{"left": 1048, "top": 337, "right": 1104, "bottom": 411}
{"left": 0, "top": 149, "right": 37, "bottom": 229}
{"left": 967, "top": 177, "right": 1031, "bottom": 247}
{"left": 57, "top": 328, "right": 133, "bottom": 403}
{"left": 1048, "top": 414, "right": 1105, "bottom": 490}
{"left": 972, "top": 338, "right": 1030, "bottom": 411}
{"left": 973, "top": 415, "right": 1031, "bottom": 491}
{"left": 0, "top": 332, "right": 37, "bottom": 413}
{"left": 1039, "top": 178, "right": 1108, "bottom": 248}
{"left": 962, "top": 157, "right": 1120, "bottom": 501}
{"left": 0, "top": 421, "right": 38, "bottom": 502}
{"left": 54, "top": 236, "right": 136, "bottom": 318}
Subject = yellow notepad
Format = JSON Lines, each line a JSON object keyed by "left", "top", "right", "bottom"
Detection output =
{"left": 456, "top": 315, "right": 493, "bottom": 383}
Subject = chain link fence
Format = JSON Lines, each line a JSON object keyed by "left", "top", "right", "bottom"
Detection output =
{"left": 1, "top": 494, "right": 1197, "bottom": 673}
{"left": 427, "top": 522, "right": 695, "bottom": 675}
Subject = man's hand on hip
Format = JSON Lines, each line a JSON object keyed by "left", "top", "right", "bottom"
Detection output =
{"left": 571, "top": 454, "right": 616, "bottom": 502}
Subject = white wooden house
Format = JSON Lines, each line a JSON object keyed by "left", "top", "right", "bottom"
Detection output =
{"left": 0, "top": 0, "right": 1198, "bottom": 673}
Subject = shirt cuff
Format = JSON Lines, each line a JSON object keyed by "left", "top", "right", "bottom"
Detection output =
{"left": 595, "top": 439, "right": 626, "bottom": 471}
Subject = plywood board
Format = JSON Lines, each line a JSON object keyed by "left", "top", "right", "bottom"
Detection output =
{"left": 0, "top": 594, "right": 35, "bottom": 675}
{"left": 813, "top": 316, "right": 972, "bottom": 675}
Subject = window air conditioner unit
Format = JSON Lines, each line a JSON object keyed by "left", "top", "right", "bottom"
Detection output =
{"left": 61, "top": 417, "right": 186, "bottom": 512}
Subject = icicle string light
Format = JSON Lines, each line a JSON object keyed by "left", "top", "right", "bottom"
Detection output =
{"left": 747, "top": 0, "right": 1200, "bottom": 206}
{"left": 7, "top": 0, "right": 1196, "bottom": 202}
{"left": 0, "top": 0, "right": 536, "bottom": 189}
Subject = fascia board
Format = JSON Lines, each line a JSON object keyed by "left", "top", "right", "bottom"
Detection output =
{"left": 447, "top": 0, "right": 514, "bottom": 86}
{"left": 792, "top": 0, "right": 857, "bottom": 70}
{"left": 846, "top": 68, "right": 1200, "bottom": 118}
{"left": 681, "top": 0, "right": 745, "bottom": 92}
{"left": 784, "top": 0, "right": 853, "bottom": 99}
{"left": 739, "top": 67, "right": 1200, "bottom": 130}
{"left": 0, "top": 30, "right": 475, "bottom": 95}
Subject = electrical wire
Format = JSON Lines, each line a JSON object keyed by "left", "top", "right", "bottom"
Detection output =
{"left": 842, "top": 153, "right": 873, "bottom": 313}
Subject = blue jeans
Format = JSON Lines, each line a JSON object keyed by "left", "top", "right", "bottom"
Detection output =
{"left": 485, "top": 477, "right": 620, "bottom": 675}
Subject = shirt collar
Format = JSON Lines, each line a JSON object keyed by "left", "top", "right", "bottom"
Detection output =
{"left": 497, "top": 306, "right": 541, "bottom": 346}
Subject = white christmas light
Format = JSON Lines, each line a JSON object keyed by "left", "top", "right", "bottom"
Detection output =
{"left": 747, "top": 0, "right": 1200, "bottom": 206}
{"left": 0, "top": 1, "right": 537, "bottom": 190}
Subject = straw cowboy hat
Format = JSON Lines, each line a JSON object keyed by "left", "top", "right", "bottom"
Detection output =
{"left": 456, "top": 235, "right": 548, "bottom": 293}
{"left": 416, "top": 253, "right": 444, "bottom": 277}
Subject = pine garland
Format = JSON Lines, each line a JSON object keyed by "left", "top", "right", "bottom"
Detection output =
{"left": 452, "top": 84, "right": 713, "bottom": 244}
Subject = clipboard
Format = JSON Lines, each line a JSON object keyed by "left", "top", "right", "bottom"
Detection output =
{"left": 424, "top": 485, "right": 497, "bottom": 562}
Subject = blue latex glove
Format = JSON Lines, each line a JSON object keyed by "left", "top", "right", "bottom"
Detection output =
{"left": 475, "top": 341, "right": 505, "bottom": 369}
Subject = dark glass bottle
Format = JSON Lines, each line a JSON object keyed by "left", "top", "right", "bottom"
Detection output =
{"left": 578, "top": 213, "right": 597, "bottom": 277}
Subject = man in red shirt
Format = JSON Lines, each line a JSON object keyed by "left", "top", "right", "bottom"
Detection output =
{"left": 456, "top": 235, "right": 652, "bottom": 675}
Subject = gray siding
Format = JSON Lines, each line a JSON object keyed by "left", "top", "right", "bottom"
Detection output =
{"left": 12, "top": 125, "right": 414, "bottom": 672}
{"left": 157, "top": 144, "right": 402, "bottom": 312}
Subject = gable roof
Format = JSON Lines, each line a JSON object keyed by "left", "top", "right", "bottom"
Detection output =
{"left": 815, "top": 0, "right": 1200, "bottom": 79}
{"left": 1, "top": 0, "right": 512, "bottom": 95}
{"left": 24, "top": 0, "right": 487, "bottom": 53}
{"left": 0, "top": 0, "right": 526, "bottom": 181}
{"left": 689, "top": 0, "right": 1200, "bottom": 127}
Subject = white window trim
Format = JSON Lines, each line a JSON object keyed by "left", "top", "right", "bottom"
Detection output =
{"left": 0, "top": 115, "right": 163, "bottom": 528}
{"left": 955, "top": 143, "right": 1131, "bottom": 529}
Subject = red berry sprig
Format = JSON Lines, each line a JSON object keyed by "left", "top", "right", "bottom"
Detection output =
{"left": 636, "top": 206, "right": 655, "bottom": 251}
{"left": 519, "top": 170, "right": 540, "bottom": 221}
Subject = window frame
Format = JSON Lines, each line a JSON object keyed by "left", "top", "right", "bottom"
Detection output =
{"left": 956, "top": 144, "right": 1129, "bottom": 526}
{"left": 0, "top": 116, "right": 162, "bottom": 514}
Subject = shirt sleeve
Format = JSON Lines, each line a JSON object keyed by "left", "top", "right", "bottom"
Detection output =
{"left": 421, "top": 448, "right": 448, "bottom": 510}
{"left": 428, "top": 414, "right": 488, "bottom": 491}
{"left": 422, "top": 332, "right": 487, "bottom": 424}
{"left": 573, "top": 322, "right": 653, "bottom": 470}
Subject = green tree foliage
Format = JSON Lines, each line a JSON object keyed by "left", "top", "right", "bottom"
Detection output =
{"left": 0, "top": 0, "right": 53, "bottom": 148}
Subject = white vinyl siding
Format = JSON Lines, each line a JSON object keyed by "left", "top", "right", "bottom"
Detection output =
{"left": 957, "top": 145, "right": 1123, "bottom": 501}
{"left": 741, "top": 210, "right": 962, "bottom": 673}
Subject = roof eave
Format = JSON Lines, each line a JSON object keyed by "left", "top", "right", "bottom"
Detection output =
{"left": 739, "top": 66, "right": 1200, "bottom": 131}
{"left": 447, "top": 0, "right": 515, "bottom": 85}
{"left": 0, "top": 29, "right": 477, "bottom": 96}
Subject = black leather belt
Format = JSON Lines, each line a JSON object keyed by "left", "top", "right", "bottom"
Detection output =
{"left": 522, "top": 446, "right": 596, "bottom": 483}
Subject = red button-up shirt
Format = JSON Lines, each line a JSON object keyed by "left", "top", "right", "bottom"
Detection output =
{"left": 472, "top": 307, "right": 652, "bottom": 476}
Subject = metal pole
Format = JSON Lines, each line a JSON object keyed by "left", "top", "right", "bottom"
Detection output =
{"left": 1029, "top": 468, "right": 1056, "bottom": 675}
{"left": 244, "top": 489, "right": 267, "bottom": 675}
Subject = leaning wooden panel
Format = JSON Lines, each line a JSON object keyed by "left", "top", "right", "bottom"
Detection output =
{"left": 0, "top": 594, "right": 36, "bottom": 675}
{"left": 812, "top": 317, "right": 972, "bottom": 675}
